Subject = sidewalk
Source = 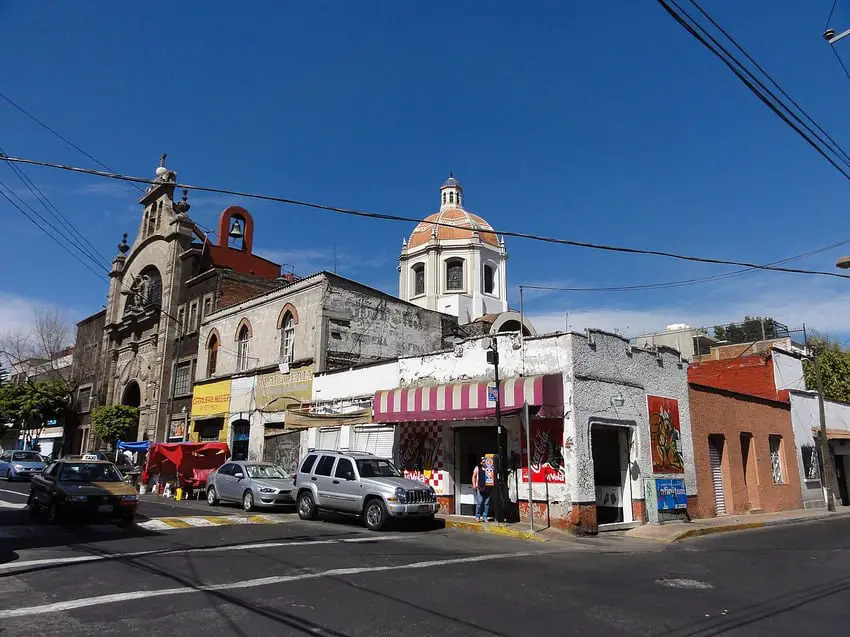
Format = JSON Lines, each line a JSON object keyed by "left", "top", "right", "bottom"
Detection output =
{"left": 438, "top": 514, "right": 568, "bottom": 542}
{"left": 625, "top": 506, "right": 850, "bottom": 543}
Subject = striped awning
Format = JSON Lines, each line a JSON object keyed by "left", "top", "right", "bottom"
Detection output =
{"left": 373, "top": 374, "right": 563, "bottom": 423}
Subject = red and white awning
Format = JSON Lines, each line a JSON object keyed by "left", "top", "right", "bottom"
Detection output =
{"left": 373, "top": 374, "right": 563, "bottom": 424}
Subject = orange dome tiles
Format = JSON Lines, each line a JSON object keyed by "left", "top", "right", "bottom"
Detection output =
{"left": 408, "top": 208, "right": 499, "bottom": 248}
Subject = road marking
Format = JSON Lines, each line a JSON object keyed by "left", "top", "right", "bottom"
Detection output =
{"left": 657, "top": 578, "right": 714, "bottom": 589}
{"left": 0, "top": 488, "right": 28, "bottom": 497}
{"left": 0, "top": 535, "right": 406, "bottom": 572}
{"left": 0, "top": 500, "right": 26, "bottom": 510}
{"left": 0, "top": 551, "right": 531, "bottom": 618}
{"left": 135, "top": 514, "right": 282, "bottom": 531}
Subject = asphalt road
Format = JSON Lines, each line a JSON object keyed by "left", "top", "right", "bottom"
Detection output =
{"left": 2, "top": 477, "right": 850, "bottom": 636}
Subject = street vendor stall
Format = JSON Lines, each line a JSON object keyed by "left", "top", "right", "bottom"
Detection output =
{"left": 141, "top": 441, "right": 229, "bottom": 496}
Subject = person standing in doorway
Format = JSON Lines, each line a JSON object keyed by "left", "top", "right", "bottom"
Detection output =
{"left": 472, "top": 457, "right": 492, "bottom": 522}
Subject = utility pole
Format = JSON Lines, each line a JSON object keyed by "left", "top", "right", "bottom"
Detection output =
{"left": 487, "top": 337, "right": 506, "bottom": 522}
{"left": 814, "top": 351, "right": 837, "bottom": 512}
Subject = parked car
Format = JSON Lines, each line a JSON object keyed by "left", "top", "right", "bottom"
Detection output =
{"left": 206, "top": 461, "right": 295, "bottom": 511}
{"left": 27, "top": 458, "right": 139, "bottom": 524}
{"left": 0, "top": 450, "right": 46, "bottom": 481}
{"left": 294, "top": 450, "right": 439, "bottom": 531}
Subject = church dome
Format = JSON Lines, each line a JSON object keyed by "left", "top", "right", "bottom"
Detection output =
{"left": 408, "top": 208, "right": 499, "bottom": 248}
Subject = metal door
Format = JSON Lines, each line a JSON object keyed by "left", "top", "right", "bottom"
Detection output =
{"left": 708, "top": 437, "right": 726, "bottom": 515}
{"left": 351, "top": 426, "right": 395, "bottom": 458}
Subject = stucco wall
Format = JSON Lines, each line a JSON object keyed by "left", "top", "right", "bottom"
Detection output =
{"left": 689, "top": 386, "right": 801, "bottom": 517}
{"left": 789, "top": 391, "right": 850, "bottom": 509}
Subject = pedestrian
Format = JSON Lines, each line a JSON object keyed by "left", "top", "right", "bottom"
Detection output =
{"left": 472, "top": 457, "right": 492, "bottom": 522}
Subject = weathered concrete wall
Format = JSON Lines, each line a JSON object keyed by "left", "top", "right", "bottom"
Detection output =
{"left": 313, "top": 361, "right": 399, "bottom": 402}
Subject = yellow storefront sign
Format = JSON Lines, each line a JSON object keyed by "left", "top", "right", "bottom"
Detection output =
{"left": 191, "top": 379, "right": 232, "bottom": 417}
{"left": 256, "top": 366, "right": 313, "bottom": 412}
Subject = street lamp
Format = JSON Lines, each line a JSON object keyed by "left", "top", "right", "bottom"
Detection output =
{"left": 486, "top": 337, "right": 506, "bottom": 522}
{"left": 836, "top": 255, "right": 850, "bottom": 269}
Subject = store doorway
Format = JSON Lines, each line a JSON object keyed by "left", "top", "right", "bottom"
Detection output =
{"left": 591, "top": 424, "right": 633, "bottom": 526}
{"left": 454, "top": 426, "right": 499, "bottom": 516}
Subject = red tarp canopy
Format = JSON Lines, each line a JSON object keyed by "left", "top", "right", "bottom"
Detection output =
{"left": 141, "top": 442, "right": 230, "bottom": 487}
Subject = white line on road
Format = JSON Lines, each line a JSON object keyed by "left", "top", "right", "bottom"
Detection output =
{"left": 0, "top": 551, "right": 532, "bottom": 619}
{"left": 0, "top": 488, "right": 28, "bottom": 496}
{"left": 0, "top": 499, "right": 26, "bottom": 509}
{"left": 0, "top": 535, "right": 407, "bottom": 572}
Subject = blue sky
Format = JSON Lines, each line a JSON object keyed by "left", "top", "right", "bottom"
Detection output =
{"left": 4, "top": 1, "right": 850, "bottom": 340}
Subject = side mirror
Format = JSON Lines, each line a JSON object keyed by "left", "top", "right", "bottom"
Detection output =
{"left": 234, "top": 472, "right": 244, "bottom": 479}
{"left": 345, "top": 472, "right": 356, "bottom": 481}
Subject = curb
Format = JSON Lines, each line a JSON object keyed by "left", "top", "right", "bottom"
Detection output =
{"left": 632, "top": 510, "right": 850, "bottom": 543}
{"left": 441, "top": 518, "right": 546, "bottom": 542}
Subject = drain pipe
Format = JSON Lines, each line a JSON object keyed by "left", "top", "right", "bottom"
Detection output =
{"left": 522, "top": 401, "right": 534, "bottom": 532}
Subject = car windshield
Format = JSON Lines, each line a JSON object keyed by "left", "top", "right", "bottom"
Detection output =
{"left": 246, "top": 464, "right": 288, "bottom": 479}
{"left": 356, "top": 458, "right": 401, "bottom": 478}
{"left": 12, "top": 452, "right": 42, "bottom": 462}
{"left": 58, "top": 463, "right": 123, "bottom": 483}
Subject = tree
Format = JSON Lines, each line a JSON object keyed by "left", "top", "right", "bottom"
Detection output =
{"left": 713, "top": 316, "right": 778, "bottom": 345}
{"left": 0, "top": 306, "right": 72, "bottom": 384}
{"left": 0, "top": 380, "right": 71, "bottom": 450}
{"left": 803, "top": 336, "right": 850, "bottom": 403}
{"left": 90, "top": 405, "right": 138, "bottom": 449}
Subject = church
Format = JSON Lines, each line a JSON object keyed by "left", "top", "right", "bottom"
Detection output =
{"left": 68, "top": 164, "right": 532, "bottom": 453}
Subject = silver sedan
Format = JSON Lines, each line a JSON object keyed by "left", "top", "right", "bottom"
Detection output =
{"left": 206, "top": 461, "right": 295, "bottom": 511}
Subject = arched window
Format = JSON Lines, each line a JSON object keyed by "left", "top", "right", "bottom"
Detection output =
{"left": 412, "top": 263, "right": 425, "bottom": 297}
{"left": 446, "top": 258, "right": 464, "bottom": 291}
{"left": 147, "top": 204, "right": 158, "bottom": 236}
{"left": 449, "top": 191, "right": 455, "bottom": 204}
{"left": 139, "top": 266, "right": 162, "bottom": 309}
{"left": 280, "top": 313, "right": 295, "bottom": 363}
{"left": 442, "top": 192, "right": 446, "bottom": 204}
{"left": 236, "top": 324, "right": 250, "bottom": 371}
{"left": 483, "top": 264, "right": 495, "bottom": 294}
{"left": 207, "top": 333, "right": 219, "bottom": 376}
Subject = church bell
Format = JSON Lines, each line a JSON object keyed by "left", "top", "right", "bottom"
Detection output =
{"left": 228, "top": 218, "right": 244, "bottom": 240}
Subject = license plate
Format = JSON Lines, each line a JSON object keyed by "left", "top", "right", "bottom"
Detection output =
{"left": 417, "top": 505, "right": 430, "bottom": 512}
{"left": 98, "top": 504, "right": 113, "bottom": 513}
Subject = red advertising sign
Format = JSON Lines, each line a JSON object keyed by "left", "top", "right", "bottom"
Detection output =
{"left": 521, "top": 418, "right": 565, "bottom": 484}
{"left": 647, "top": 395, "right": 685, "bottom": 474}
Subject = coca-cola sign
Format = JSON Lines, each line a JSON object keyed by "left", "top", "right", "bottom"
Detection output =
{"left": 521, "top": 418, "right": 565, "bottom": 484}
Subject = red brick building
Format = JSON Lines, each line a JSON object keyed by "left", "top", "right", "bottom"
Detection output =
{"left": 688, "top": 353, "right": 803, "bottom": 518}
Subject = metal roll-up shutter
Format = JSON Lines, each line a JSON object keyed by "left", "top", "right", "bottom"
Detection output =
{"left": 317, "top": 427, "right": 341, "bottom": 451}
{"left": 708, "top": 438, "right": 726, "bottom": 515}
{"left": 351, "top": 425, "right": 395, "bottom": 458}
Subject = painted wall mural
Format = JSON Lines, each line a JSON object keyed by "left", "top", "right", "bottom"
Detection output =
{"left": 647, "top": 395, "right": 685, "bottom": 474}
{"left": 521, "top": 418, "right": 566, "bottom": 484}
{"left": 396, "top": 422, "right": 446, "bottom": 493}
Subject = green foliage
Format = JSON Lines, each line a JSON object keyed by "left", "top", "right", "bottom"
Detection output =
{"left": 90, "top": 405, "right": 138, "bottom": 447}
{"left": 713, "top": 316, "right": 778, "bottom": 344}
{"left": 803, "top": 340, "right": 850, "bottom": 403}
{"left": 0, "top": 380, "right": 70, "bottom": 431}
{"left": 713, "top": 325, "right": 726, "bottom": 341}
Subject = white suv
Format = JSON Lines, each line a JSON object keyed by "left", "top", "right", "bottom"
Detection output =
{"left": 294, "top": 450, "right": 439, "bottom": 531}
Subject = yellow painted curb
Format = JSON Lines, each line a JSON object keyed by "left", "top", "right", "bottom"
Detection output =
{"left": 675, "top": 522, "right": 765, "bottom": 541}
{"left": 157, "top": 518, "right": 193, "bottom": 529}
{"left": 442, "top": 519, "right": 546, "bottom": 542}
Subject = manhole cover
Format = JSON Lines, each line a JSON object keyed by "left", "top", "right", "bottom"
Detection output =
{"left": 656, "top": 578, "right": 713, "bottom": 589}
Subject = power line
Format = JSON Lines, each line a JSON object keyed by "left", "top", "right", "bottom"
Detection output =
{"left": 1, "top": 151, "right": 111, "bottom": 270}
{"left": 3, "top": 153, "right": 850, "bottom": 280}
{"left": 686, "top": 0, "right": 850, "bottom": 165}
{"left": 518, "top": 238, "right": 850, "bottom": 293}
{"left": 657, "top": 0, "right": 850, "bottom": 181}
{"left": 0, "top": 91, "right": 145, "bottom": 194}
{"left": 0, "top": 182, "right": 109, "bottom": 281}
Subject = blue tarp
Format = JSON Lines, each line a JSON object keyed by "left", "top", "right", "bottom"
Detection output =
{"left": 117, "top": 440, "right": 151, "bottom": 452}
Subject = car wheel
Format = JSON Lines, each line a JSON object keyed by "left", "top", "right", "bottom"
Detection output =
{"left": 364, "top": 498, "right": 388, "bottom": 532}
{"left": 243, "top": 490, "right": 255, "bottom": 512}
{"left": 26, "top": 492, "right": 39, "bottom": 517}
{"left": 5, "top": 469, "right": 12, "bottom": 482}
{"left": 207, "top": 486, "right": 220, "bottom": 506}
{"left": 47, "top": 502, "right": 61, "bottom": 524}
{"left": 297, "top": 491, "right": 317, "bottom": 520}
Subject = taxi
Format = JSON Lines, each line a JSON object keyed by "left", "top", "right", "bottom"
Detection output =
{"left": 27, "top": 454, "right": 139, "bottom": 524}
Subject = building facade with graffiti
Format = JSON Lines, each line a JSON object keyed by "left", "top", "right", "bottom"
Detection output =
{"left": 310, "top": 329, "right": 697, "bottom": 534}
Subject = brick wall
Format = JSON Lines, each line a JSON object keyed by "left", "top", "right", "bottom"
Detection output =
{"left": 689, "top": 384, "right": 803, "bottom": 517}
